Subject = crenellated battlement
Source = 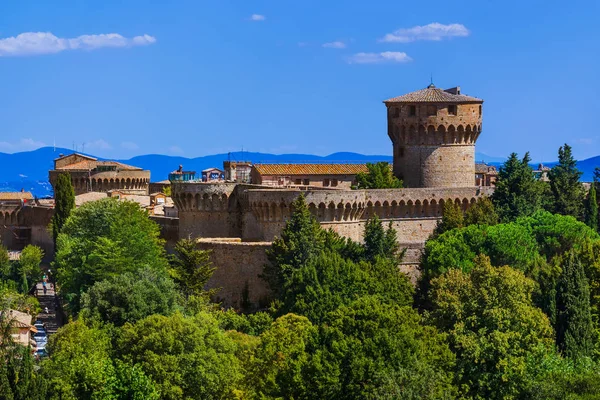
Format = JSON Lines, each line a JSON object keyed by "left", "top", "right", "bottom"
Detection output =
{"left": 172, "top": 182, "right": 484, "bottom": 242}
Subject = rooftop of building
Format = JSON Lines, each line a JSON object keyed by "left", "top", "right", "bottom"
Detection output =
{"left": 475, "top": 163, "right": 498, "bottom": 174}
{"left": 2, "top": 309, "right": 33, "bottom": 330}
{"left": 74, "top": 192, "right": 174, "bottom": 215}
{"left": 0, "top": 191, "right": 34, "bottom": 201}
{"left": 253, "top": 163, "right": 371, "bottom": 176}
{"left": 54, "top": 160, "right": 144, "bottom": 171}
{"left": 384, "top": 84, "right": 483, "bottom": 104}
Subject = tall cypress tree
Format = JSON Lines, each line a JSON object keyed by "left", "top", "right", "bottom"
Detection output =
{"left": 52, "top": 172, "right": 75, "bottom": 252}
{"left": 548, "top": 144, "right": 585, "bottom": 219}
{"left": 556, "top": 252, "right": 594, "bottom": 360}
{"left": 585, "top": 184, "right": 598, "bottom": 232}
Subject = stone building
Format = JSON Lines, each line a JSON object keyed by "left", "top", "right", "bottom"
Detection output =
{"left": 49, "top": 153, "right": 150, "bottom": 195}
{"left": 172, "top": 84, "right": 487, "bottom": 309}
{"left": 224, "top": 161, "right": 252, "bottom": 183}
{"left": 384, "top": 85, "right": 483, "bottom": 188}
{"left": 251, "top": 163, "right": 370, "bottom": 189}
{"left": 475, "top": 163, "right": 498, "bottom": 187}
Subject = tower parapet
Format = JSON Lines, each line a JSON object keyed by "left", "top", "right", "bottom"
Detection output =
{"left": 384, "top": 84, "right": 483, "bottom": 188}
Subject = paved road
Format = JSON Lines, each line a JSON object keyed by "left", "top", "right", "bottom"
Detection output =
{"left": 34, "top": 282, "right": 62, "bottom": 335}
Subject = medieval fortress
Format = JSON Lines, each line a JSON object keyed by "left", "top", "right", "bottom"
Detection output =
{"left": 0, "top": 84, "right": 489, "bottom": 309}
{"left": 171, "top": 84, "right": 487, "bottom": 307}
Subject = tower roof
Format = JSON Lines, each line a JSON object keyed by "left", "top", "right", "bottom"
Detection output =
{"left": 384, "top": 85, "right": 483, "bottom": 104}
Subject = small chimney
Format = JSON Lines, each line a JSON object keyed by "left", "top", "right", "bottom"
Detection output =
{"left": 444, "top": 86, "right": 461, "bottom": 95}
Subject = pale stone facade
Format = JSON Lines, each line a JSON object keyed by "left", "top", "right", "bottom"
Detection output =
{"left": 49, "top": 153, "right": 151, "bottom": 195}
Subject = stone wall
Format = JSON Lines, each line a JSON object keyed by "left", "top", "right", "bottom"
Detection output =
{"left": 197, "top": 239, "right": 271, "bottom": 310}
{"left": 150, "top": 216, "right": 180, "bottom": 252}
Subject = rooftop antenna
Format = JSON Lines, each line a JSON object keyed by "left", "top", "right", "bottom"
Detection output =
{"left": 53, "top": 137, "right": 56, "bottom": 152}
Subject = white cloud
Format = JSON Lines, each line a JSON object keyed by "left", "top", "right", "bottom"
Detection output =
{"left": 379, "top": 23, "right": 469, "bottom": 43}
{"left": 0, "top": 32, "right": 156, "bottom": 57}
{"left": 168, "top": 145, "right": 184, "bottom": 155}
{"left": 347, "top": 51, "right": 413, "bottom": 64}
{"left": 121, "top": 141, "right": 140, "bottom": 150}
{"left": 322, "top": 41, "right": 346, "bottom": 49}
{"left": 85, "top": 139, "right": 111, "bottom": 150}
{"left": 0, "top": 138, "right": 45, "bottom": 153}
{"left": 0, "top": 138, "right": 46, "bottom": 153}
{"left": 575, "top": 138, "right": 595, "bottom": 145}
{"left": 250, "top": 14, "right": 266, "bottom": 21}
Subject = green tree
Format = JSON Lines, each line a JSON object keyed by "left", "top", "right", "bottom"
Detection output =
{"left": 0, "top": 245, "right": 10, "bottom": 278}
{"left": 0, "top": 345, "right": 48, "bottom": 400}
{"left": 17, "top": 245, "right": 43, "bottom": 293}
{"left": 275, "top": 250, "right": 413, "bottom": 324}
{"left": 556, "top": 252, "right": 594, "bottom": 360}
{"left": 264, "top": 194, "right": 325, "bottom": 299}
{"left": 363, "top": 216, "right": 400, "bottom": 263}
{"left": 314, "top": 296, "right": 456, "bottom": 399}
{"left": 428, "top": 255, "right": 554, "bottom": 399}
{"left": 355, "top": 162, "right": 402, "bottom": 189}
{"left": 549, "top": 144, "right": 585, "bottom": 219}
{"left": 117, "top": 312, "right": 240, "bottom": 400}
{"left": 464, "top": 196, "right": 499, "bottom": 226}
{"left": 585, "top": 184, "right": 598, "bottom": 232}
{"left": 80, "top": 267, "right": 180, "bottom": 327}
{"left": 51, "top": 172, "right": 75, "bottom": 253}
{"left": 42, "top": 321, "right": 117, "bottom": 399}
{"left": 434, "top": 200, "right": 464, "bottom": 235}
{"left": 168, "top": 239, "right": 215, "bottom": 298}
{"left": 246, "top": 313, "right": 316, "bottom": 399}
{"left": 55, "top": 198, "right": 168, "bottom": 313}
{"left": 492, "top": 152, "right": 549, "bottom": 221}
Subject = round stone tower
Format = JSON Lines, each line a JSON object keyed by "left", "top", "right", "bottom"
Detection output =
{"left": 384, "top": 84, "right": 483, "bottom": 188}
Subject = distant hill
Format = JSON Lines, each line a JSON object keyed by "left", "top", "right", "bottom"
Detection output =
{"left": 0, "top": 147, "right": 597, "bottom": 198}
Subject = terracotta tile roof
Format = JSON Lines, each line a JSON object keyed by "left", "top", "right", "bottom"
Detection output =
{"left": 254, "top": 163, "right": 371, "bottom": 176}
{"left": 384, "top": 85, "right": 482, "bottom": 104}
{"left": 55, "top": 160, "right": 143, "bottom": 171}
{"left": 475, "top": 163, "right": 498, "bottom": 174}
{"left": 2, "top": 310, "right": 32, "bottom": 329}
{"left": 0, "top": 192, "right": 34, "bottom": 200}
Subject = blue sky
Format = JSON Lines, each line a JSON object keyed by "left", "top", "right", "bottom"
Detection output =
{"left": 1, "top": 0, "right": 598, "bottom": 161}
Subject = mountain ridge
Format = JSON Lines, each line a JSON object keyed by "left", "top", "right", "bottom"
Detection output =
{"left": 0, "top": 147, "right": 597, "bottom": 198}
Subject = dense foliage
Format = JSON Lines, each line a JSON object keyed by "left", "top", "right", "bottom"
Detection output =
{"left": 491, "top": 152, "right": 550, "bottom": 221}
{"left": 55, "top": 198, "right": 168, "bottom": 312}
{"left": 354, "top": 162, "right": 402, "bottom": 189}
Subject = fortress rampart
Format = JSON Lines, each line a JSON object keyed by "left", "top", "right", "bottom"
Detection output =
{"left": 173, "top": 183, "right": 483, "bottom": 243}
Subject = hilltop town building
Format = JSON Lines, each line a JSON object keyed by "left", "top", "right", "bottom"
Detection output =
{"left": 224, "top": 161, "right": 252, "bottom": 183}
{"left": 49, "top": 153, "right": 151, "bottom": 195}
{"left": 172, "top": 84, "right": 488, "bottom": 308}
{"left": 475, "top": 163, "right": 498, "bottom": 187}
{"left": 251, "top": 163, "right": 369, "bottom": 189}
